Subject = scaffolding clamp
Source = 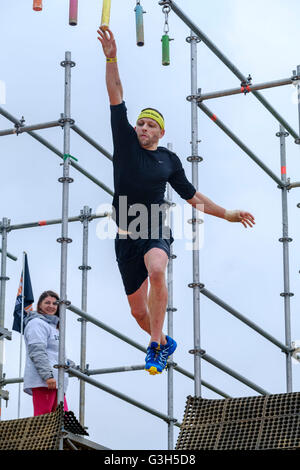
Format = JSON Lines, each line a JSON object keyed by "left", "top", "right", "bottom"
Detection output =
{"left": 240, "top": 75, "right": 252, "bottom": 94}
{"left": 280, "top": 292, "right": 294, "bottom": 298}
{"left": 0, "top": 327, "right": 12, "bottom": 341}
{"left": 60, "top": 60, "right": 76, "bottom": 68}
{"left": 188, "top": 282, "right": 205, "bottom": 289}
{"left": 78, "top": 265, "right": 92, "bottom": 271}
{"left": 186, "top": 94, "right": 201, "bottom": 102}
{"left": 167, "top": 307, "right": 177, "bottom": 312}
{"left": 279, "top": 237, "right": 293, "bottom": 243}
{"left": 276, "top": 130, "right": 289, "bottom": 138}
{"left": 291, "top": 341, "right": 300, "bottom": 364}
{"left": 58, "top": 176, "right": 74, "bottom": 183}
{"left": 59, "top": 116, "right": 75, "bottom": 127}
{"left": 189, "top": 348, "right": 206, "bottom": 356}
{"left": 14, "top": 116, "right": 25, "bottom": 136}
{"left": 187, "top": 218, "right": 203, "bottom": 225}
{"left": 187, "top": 155, "right": 203, "bottom": 163}
{"left": 0, "top": 389, "right": 9, "bottom": 403}
{"left": 186, "top": 34, "right": 201, "bottom": 44}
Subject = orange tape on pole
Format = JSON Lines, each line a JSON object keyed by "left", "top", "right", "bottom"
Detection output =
{"left": 33, "top": 0, "right": 43, "bottom": 11}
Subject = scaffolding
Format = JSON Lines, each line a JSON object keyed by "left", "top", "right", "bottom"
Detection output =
{"left": 0, "top": 0, "right": 300, "bottom": 450}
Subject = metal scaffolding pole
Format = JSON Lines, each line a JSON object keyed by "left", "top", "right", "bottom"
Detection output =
{"left": 0, "top": 107, "right": 114, "bottom": 197}
{"left": 68, "top": 367, "right": 181, "bottom": 428}
{"left": 0, "top": 249, "right": 17, "bottom": 261}
{"left": 277, "top": 125, "right": 293, "bottom": 392}
{"left": 78, "top": 206, "right": 92, "bottom": 427}
{"left": 0, "top": 120, "right": 61, "bottom": 137}
{"left": 296, "top": 65, "right": 300, "bottom": 144}
{"left": 71, "top": 124, "right": 113, "bottom": 161}
{"left": 166, "top": 164, "right": 175, "bottom": 450}
{"left": 158, "top": 0, "right": 300, "bottom": 142}
{"left": 8, "top": 212, "right": 108, "bottom": 232}
{"left": 187, "top": 30, "right": 202, "bottom": 398}
{"left": 57, "top": 52, "right": 74, "bottom": 437}
{"left": 198, "top": 77, "right": 296, "bottom": 102}
{"left": 0, "top": 218, "right": 10, "bottom": 419}
{"left": 197, "top": 101, "right": 283, "bottom": 187}
{"left": 199, "top": 286, "right": 291, "bottom": 353}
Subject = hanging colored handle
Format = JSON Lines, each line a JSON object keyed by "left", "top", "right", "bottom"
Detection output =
{"left": 33, "top": 0, "right": 42, "bottom": 11}
{"left": 69, "top": 0, "right": 78, "bottom": 26}
{"left": 162, "top": 34, "right": 170, "bottom": 66}
{"left": 101, "top": 0, "right": 111, "bottom": 31}
{"left": 135, "top": 4, "right": 144, "bottom": 47}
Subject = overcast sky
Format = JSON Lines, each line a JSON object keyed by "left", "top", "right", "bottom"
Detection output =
{"left": 1, "top": 0, "right": 300, "bottom": 450}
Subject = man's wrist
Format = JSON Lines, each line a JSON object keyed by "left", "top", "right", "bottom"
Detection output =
{"left": 106, "top": 57, "right": 117, "bottom": 63}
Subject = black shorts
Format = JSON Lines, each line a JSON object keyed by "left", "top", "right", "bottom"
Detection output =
{"left": 115, "top": 234, "right": 174, "bottom": 296}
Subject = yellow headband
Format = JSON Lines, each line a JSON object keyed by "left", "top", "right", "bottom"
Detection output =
{"left": 137, "top": 109, "right": 165, "bottom": 130}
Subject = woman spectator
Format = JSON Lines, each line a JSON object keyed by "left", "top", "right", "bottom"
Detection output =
{"left": 23, "top": 290, "right": 70, "bottom": 416}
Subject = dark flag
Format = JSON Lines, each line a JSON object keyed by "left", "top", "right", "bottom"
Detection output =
{"left": 12, "top": 253, "right": 34, "bottom": 333}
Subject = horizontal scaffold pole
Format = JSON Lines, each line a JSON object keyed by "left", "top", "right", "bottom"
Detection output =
{"left": 8, "top": 212, "right": 108, "bottom": 232}
{"left": 200, "top": 286, "right": 291, "bottom": 353}
{"left": 199, "top": 77, "right": 296, "bottom": 102}
{"left": 197, "top": 101, "right": 284, "bottom": 187}
{"left": 67, "top": 367, "right": 181, "bottom": 427}
{"left": 159, "top": 0, "right": 300, "bottom": 141}
{"left": 0, "top": 107, "right": 114, "bottom": 196}
{"left": 68, "top": 304, "right": 266, "bottom": 397}
{"left": 0, "top": 121, "right": 61, "bottom": 136}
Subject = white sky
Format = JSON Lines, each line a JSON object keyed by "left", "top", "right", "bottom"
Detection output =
{"left": 1, "top": 0, "right": 300, "bottom": 450}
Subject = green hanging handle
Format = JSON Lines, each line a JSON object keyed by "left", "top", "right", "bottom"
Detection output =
{"left": 162, "top": 34, "right": 170, "bottom": 66}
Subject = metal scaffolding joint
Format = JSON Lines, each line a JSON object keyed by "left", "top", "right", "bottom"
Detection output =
{"left": 186, "top": 94, "right": 201, "bottom": 102}
{"left": 60, "top": 60, "right": 76, "bottom": 68}
{"left": 0, "top": 327, "right": 12, "bottom": 341}
{"left": 189, "top": 348, "right": 206, "bottom": 356}
{"left": 58, "top": 176, "right": 74, "bottom": 183}
{"left": 59, "top": 117, "right": 75, "bottom": 126}
{"left": 280, "top": 292, "right": 294, "bottom": 298}
{"left": 78, "top": 265, "right": 92, "bottom": 271}
{"left": 276, "top": 130, "right": 289, "bottom": 138}
{"left": 187, "top": 218, "right": 203, "bottom": 224}
{"left": 187, "top": 155, "right": 203, "bottom": 162}
{"left": 56, "top": 237, "right": 72, "bottom": 244}
{"left": 279, "top": 237, "right": 293, "bottom": 243}
{"left": 186, "top": 35, "right": 201, "bottom": 43}
{"left": 188, "top": 282, "right": 205, "bottom": 289}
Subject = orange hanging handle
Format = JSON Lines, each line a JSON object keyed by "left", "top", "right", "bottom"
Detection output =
{"left": 33, "top": 0, "right": 43, "bottom": 11}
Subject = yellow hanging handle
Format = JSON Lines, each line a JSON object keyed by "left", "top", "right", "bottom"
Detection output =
{"left": 100, "top": 0, "right": 111, "bottom": 31}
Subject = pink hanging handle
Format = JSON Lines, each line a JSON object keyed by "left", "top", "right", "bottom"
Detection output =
{"left": 33, "top": 0, "right": 42, "bottom": 11}
{"left": 69, "top": 0, "right": 78, "bottom": 26}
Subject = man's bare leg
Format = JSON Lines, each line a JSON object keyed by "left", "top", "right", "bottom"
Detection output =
{"left": 127, "top": 277, "right": 166, "bottom": 344}
{"left": 144, "top": 248, "right": 168, "bottom": 346}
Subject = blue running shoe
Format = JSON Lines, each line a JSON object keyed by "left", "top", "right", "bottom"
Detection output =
{"left": 160, "top": 336, "right": 177, "bottom": 369}
{"left": 145, "top": 342, "right": 165, "bottom": 375}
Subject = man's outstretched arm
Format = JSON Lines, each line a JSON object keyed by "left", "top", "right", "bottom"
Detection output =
{"left": 187, "top": 191, "right": 255, "bottom": 228}
{"left": 97, "top": 28, "right": 123, "bottom": 105}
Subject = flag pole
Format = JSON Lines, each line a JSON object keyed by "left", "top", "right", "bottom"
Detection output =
{"left": 17, "top": 252, "right": 26, "bottom": 419}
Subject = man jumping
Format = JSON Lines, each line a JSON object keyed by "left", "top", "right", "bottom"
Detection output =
{"left": 97, "top": 28, "right": 255, "bottom": 376}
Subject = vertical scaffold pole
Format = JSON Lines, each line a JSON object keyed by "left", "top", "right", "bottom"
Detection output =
{"left": 167, "top": 144, "right": 175, "bottom": 450}
{"left": 277, "top": 125, "right": 293, "bottom": 392}
{"left": 187, "top": 31, "right": 202, "bottom": 397}
{"left": 78, "top": 206, "right": 92, "bottom": 427}
{"left": 0, "top": 218, "right": 9, "bottom": 420}
{"left": 58, "top": 52, "right": 75, "bottom": 439}
{"left": 297, "top": 65, "right": 300, "bottom": 145}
